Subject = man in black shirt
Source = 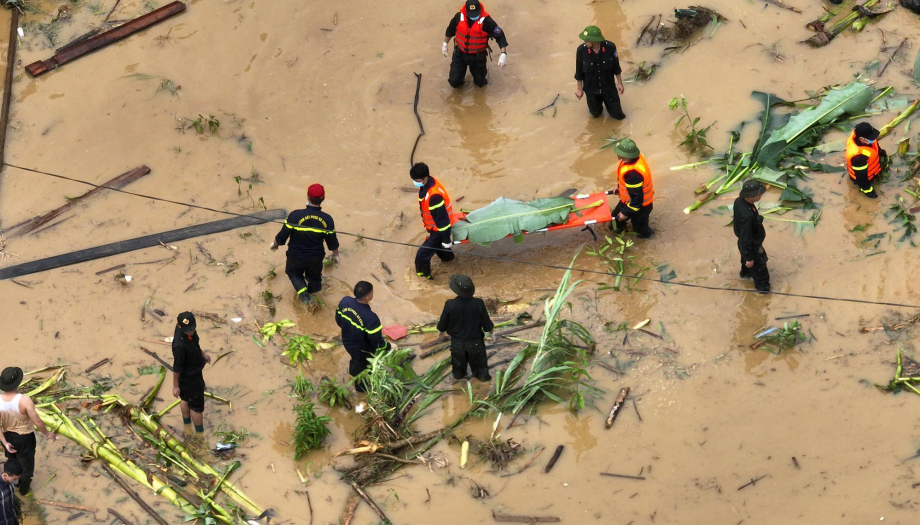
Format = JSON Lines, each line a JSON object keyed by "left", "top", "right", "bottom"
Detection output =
{"left": 271, "top": 184, "right": 340, "bottom": 306}
{"left": 443, "top": 0, "right": 509, "bottom": 88}
{"left": 733, "top": 180, "right": 770, "bottom": 294}
{"left": 437, "top": 275, "right": 494, "bottom": 381}
{"left": 335, "top": 281, "right": 394, "bottom": 393}
{"left": 172, "top": 312, "right": 210, "bottom": 434}
{"left": 574, "top": 26, "right": 626, "bottom": 119}
{"left": 0, "top": 461, "right": 21, "bottom": 525}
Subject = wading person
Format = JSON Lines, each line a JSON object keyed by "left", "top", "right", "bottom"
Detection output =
{"left": 846, "top": 122, "right": 889, "bottom": 199}
{"left": 443, "top": 0, "right": 508, "bottom": 88}
{"left": 733, "top": 180, "right": 770, "bottom": 294}
{"left": 0, "top": 367, "right": 55, "bottom": 497}
{"left": 411, "top": 163, "right": 456, "bottom": 279}
{"left": 437, "top": 274, "right": 494, "bottom": 381}
{"left": 336, "top": 281, "right": 393, "bottom": 393}
{"left": 0, "top": 461, "right": 21, "bottom": 525}
{"left": 172, "top": 312, "right": 211, "bottom": 434}
{"left": 611, "top": 139, "right": 654, "bottom": 238}
{"left": 574, "top": 26, "right": 626, "bottom": 119}
{"left": 271, "top": 184, "right": 340, "bottom": 305}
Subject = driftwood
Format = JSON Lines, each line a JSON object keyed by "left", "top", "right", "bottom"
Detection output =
{"left": 350, "top": 482, "right": 390, "bottom": 523}
{"left": 605, "top": 387, "right": 630, "bottom": 429}
{"left": 544, "top": 445, "right": 564, "bottom": 473}
{"left": 84, "top": 358, "right": 110, "bottom": 374}
{"left": 101, "top": 464, "right": 169, "bottom": 525}
{"left": 95, "top": 263, "right": 126, "bottom": 276}
{"left": 0, "top": 8, "right": 19, "bottom": 176}
{"left": 26, "top": 2, "right": 187, "bottom": 76}
{"left": 36, "top": 499, "right": 98, "bottom": 512}
{"left": 108, "top": 508, "right": 136, "bottom": 525}
{"left": 141, "top": 347, "right": 174, "bottom": 372}
{"left": 492, "top": 511, "right": 561, "bottom": 523}
{"left": 1, "top": 166, "right": 151, "bottom": 237}
{"left": 600, "top": 472, "right": 646, "bottom": 480}
{"left": 878, "top": 38, "right": 909, "bottom": 79}
{"left": 0, "top": 209, "right": 286, "bottom": 280}
{"left": 409, "top": 72, "right": 425, "bottom": 166}
{"left": 341, "top": 494, "right": 360, "bottom": 525}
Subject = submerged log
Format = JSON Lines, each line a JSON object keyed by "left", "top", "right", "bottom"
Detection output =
{"left": 26, "top": 2, "right": 187, "bottom": 76}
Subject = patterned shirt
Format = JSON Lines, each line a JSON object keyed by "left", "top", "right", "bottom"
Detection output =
{"left": 0, "top": 478, "right": 19, "bottom": 525}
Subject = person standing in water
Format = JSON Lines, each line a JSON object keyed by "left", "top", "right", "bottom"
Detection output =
{"left": 0, "top": 367, "right": 55, "bottom": 496}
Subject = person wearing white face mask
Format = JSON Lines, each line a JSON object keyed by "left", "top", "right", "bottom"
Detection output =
{"left": 410, "top": 163, "right": 456, "bottom": 280}
{"left": 442, "top": 0, "right": 509, "bottom": 88}
{"left": 845, "top": 122, "right": 889, "bottom": 199}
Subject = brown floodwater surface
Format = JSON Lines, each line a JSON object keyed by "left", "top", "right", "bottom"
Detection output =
{"left": 2, "top": 0, "right": 920, "bottom": 523}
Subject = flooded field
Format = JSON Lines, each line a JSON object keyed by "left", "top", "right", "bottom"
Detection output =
{"left": 1, "top": 0, "right": 920, "bottom": 523}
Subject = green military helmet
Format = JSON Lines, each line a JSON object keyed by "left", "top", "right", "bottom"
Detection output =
{"left": 613, "top": 138, "right": 640, "bottom": 159}
{"left": 579, "top": 26, "right": 606, "bottom": 43}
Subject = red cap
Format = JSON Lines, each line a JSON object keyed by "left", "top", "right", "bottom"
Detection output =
{"left": 307, "top": 184, "right": 325, "bottom": 199}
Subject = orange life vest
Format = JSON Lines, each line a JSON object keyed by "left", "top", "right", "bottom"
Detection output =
{"left": 455, "top": 3, "right": 490, "bottom": 54}
{"left": 419, "top": 177, "right": 455, "bottom": 232}
{"left": 845, "top": 131, "right": 881, "bottom": 181}
{"left": 617, "top": 155, "right": 654, "bottom": 209}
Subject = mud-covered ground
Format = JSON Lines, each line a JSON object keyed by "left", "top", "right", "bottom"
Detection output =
{"left": 2, "top": 0, "right": 920, "bottom": 523}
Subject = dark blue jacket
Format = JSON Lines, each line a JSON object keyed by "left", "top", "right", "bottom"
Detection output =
{"left": 275, "top": 205, "right": 340, "bottom": 259}
{"left": 335, "top": 297, "right": 391, "bottom": 370}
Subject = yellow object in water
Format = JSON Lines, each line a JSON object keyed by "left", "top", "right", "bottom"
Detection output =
{"left": 460, "top": 440, "right": 470, "bottom": 469}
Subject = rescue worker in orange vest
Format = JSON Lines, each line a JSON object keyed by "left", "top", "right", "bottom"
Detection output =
{"left": 411, "top": 163, "right": 456, "bottom": 279}
{"left": 443, "top": 0, "right": 508, "bottom": 88}
{"left": 845, "top": 122, "right": 889, "bottom": 199}
{"left": 611, "top": 139, "right": 655, "bottom": 239}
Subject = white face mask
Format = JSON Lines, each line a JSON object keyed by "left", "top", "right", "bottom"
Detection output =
{"left": 413, "top": 181, "right": 425, "bottom": 188}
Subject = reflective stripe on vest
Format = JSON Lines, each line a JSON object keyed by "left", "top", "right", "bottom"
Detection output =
{"left": 419, "top": 178, "right": 454, "bottom": 232}
{"left": 617, "top": 155, "right": 654, "bottom": 209}
{"left": 455, "top": 4, "right": 490, "bottom": 54}
{"left": 845, "top": 131, "right": 881, "bottom": 181}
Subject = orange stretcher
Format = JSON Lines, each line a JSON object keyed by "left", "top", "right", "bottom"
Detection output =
{"left": 450, "top": 191, "right": 615, "bottom": 245}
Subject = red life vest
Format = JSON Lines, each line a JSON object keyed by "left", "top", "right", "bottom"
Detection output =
{"left": 617, "top": 155, "right": 654, "bottom": 209}
{"left": 845, "top": 131, "right": 881, "bottom": 181}
{"left": 419, "top": 177, "right": 455, "bottom": 232}
{"left": 455, "top": 3, "right": 491, "bottom": 54}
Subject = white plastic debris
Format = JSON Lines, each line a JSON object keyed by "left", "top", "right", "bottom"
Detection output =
{"left": 17, "top": 28, "right": 23, "bottom": 38}
{"left": 231, "top": 317, "right": 243, "bottom": 323}
{"left": 355, "top": 403, "right": 366, "bottom": 414}
{"left": 124, "top": 275, "right": 133, "bottom": 282}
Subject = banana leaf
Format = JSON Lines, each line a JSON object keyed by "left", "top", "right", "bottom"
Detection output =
{"left": 452, "top": 197, "right": 576, "bottom": 245}
{"left": 752, "top": 167, "right": 788, "bottom": 190}
{"left": 750, "top": 92, "right": 791, "bottom": 159}
{"left": 756, "top": 82, "right": 874, "bottom": 168}
{"left": 914, "top": 47, "right": 920, "bottom": 85}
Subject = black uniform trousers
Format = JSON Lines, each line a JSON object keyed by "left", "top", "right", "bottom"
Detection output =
{"left": 739, "top": 244, "right": 770, "bottom": 293}
{"left": 285, "top": 255, "right": 324, "bottom": 298}
{"left": 3, "top": 431, "right": 36, "bottom": 495}
{"left": 451, "top": 339, "right": 490, "bottom": 380}
{"left": 449, "top": 49, "right": 488, "bottom": 88}
{"left": 613, "top": 202, "right": 654, "bottom": 238}
{"left": 415, "top": 232, "right": 455, "bottom": 278}
{"left": 178, "top": 372, "right": 206, "bottom": 413}
{"left": 851, "top": 150, "right": 889, "bottom": 193}
{"left": 347, "top": 349, "right": 373, "bottom": 393}
{"left": 586, "top": 90, "right": 626, "bottom": 119}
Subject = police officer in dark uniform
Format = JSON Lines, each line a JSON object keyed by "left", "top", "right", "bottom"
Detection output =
{"left": 271, "top": 184, "right": 339, "bottom": 305}
{"left": 335, "top": 281, "right": 393, "bottom": 393}
{"left": 171, "top": 312, "right": 211, "bottom": 434}
{"left": 733, "top": 180, "right": 770, "bottom": 294}
{"left": 443, "top": 0, "right": 509, "bottom": 88}
{"left": 574, "top": 26, "right": 626, "bottom": 119}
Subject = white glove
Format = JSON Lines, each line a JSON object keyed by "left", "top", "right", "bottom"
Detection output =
{"left": 441, "top": 243, "right": 452, "bottom": 249}
{"left": 498, "top": 52, "right": 507, "bottom": 68}
{"left": 442, "top": 42, "right": 449, "bottom": 57}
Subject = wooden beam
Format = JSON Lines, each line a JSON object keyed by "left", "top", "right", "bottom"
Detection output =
{"left": 1, "top": 166, "right": 151, "bottom": 237}
{"left": 0, "top": 209, "right": 286, "bottom": 280}
{"left": 25, "top": 1, "right": 187, "bottom": 77}
{"left": 0, "top": 7, "right": 20, "bottom": 203}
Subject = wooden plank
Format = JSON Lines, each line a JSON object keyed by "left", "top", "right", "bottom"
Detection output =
{"left": 0, "top": 209, "right": 286, "bottom": 280}
{"left": 0, "top": 7, "right": 20, "bottom": 205}
{"left": 1, "top": 166, "right": 151, "bottom": 237}
{"left": 25, "top": 2, "right": 187, "bottom": 77}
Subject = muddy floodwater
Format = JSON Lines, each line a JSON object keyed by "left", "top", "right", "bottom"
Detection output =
{"left": 2, "top": 0, "right": 920, "bottom": 523}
